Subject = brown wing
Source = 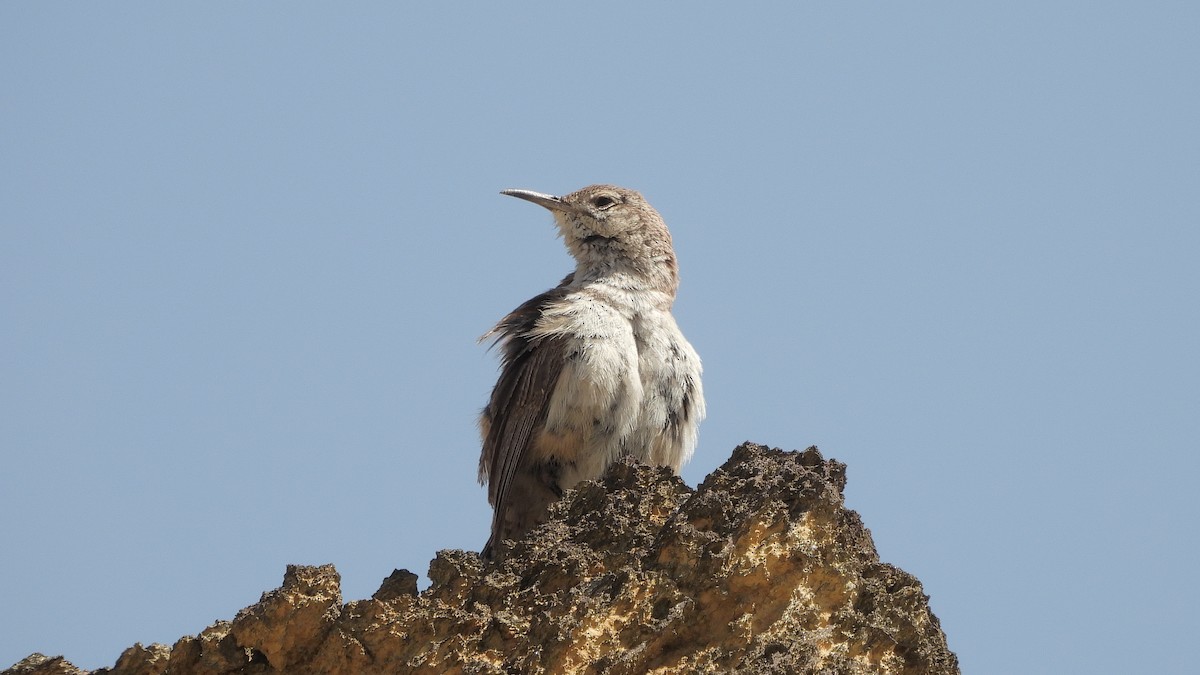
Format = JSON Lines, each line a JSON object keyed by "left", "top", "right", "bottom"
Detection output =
{"left": 478, "top": 275, "right": 573, "bottom": 557}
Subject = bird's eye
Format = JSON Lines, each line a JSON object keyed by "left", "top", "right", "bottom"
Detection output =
{"left": 592, "top": 195, "right": 617, "bottom": 210}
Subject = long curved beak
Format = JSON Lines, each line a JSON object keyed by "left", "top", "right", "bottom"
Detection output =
{"left": 500, "top": 189, "right": 572, "bottom": 213}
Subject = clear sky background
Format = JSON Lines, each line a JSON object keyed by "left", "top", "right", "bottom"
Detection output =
{"left": 2, "top": 3, "right": 1197, "bottom": 673}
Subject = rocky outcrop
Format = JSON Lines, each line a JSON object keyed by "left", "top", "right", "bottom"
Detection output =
{"left": 5, "top": 443, "right": 959, "bottom": 674}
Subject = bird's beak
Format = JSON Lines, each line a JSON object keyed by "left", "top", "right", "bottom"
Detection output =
{"left": 501, "top": 189, "right": 572, "bottom": 213}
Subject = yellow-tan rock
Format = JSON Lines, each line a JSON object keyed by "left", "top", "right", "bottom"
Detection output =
{"left": 4, "top": 443, "right": 959, "bottom": 674}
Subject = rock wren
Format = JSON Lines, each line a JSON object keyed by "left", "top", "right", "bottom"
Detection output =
{"left": 478, "top": 184, "right": 705, "bottom": 558}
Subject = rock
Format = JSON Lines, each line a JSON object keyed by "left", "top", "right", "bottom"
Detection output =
{"left": 228, "top": 564, "right": 343, "bottom": 672}
{"left": 106, "top": 643, "right": 170, "bottom": 675}
{"left": 2, "top": 654, "right": 86, "bottom": 675}
{"left": 3, "top": 442, "right": 959, "bottom": 674}
{"left": 371, "top": 569, "right": 418, "bottom": 602}
{"left": 160, "top": 622, "right": 255, "bottom": 675}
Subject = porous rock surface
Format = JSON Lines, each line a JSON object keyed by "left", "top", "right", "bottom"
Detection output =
{"left": 5, "top": 442, "right": 959, "bottom": 674}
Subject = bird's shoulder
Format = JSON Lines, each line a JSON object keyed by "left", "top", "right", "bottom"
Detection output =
{"left": 483, "top": 272, "right": 575, "bottom": 346}
{"left": 498, "top": 277, "right": 638, "bottom": 345}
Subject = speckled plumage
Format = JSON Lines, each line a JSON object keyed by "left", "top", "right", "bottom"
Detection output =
{"left": 479, "top": 185, "right": 705, "bottom": 558}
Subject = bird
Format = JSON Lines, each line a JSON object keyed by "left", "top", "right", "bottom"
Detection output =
{"left": 478, "top": 184, "right": 705, "bottom": 559}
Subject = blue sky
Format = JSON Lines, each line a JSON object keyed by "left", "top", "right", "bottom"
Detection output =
{"left": 2, "top": 3, "right": 1197, "bottom": 673}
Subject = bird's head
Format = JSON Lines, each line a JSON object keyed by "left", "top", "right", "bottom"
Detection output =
{"left": 501, "top": 184, "right": 679, "bottom": 291}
